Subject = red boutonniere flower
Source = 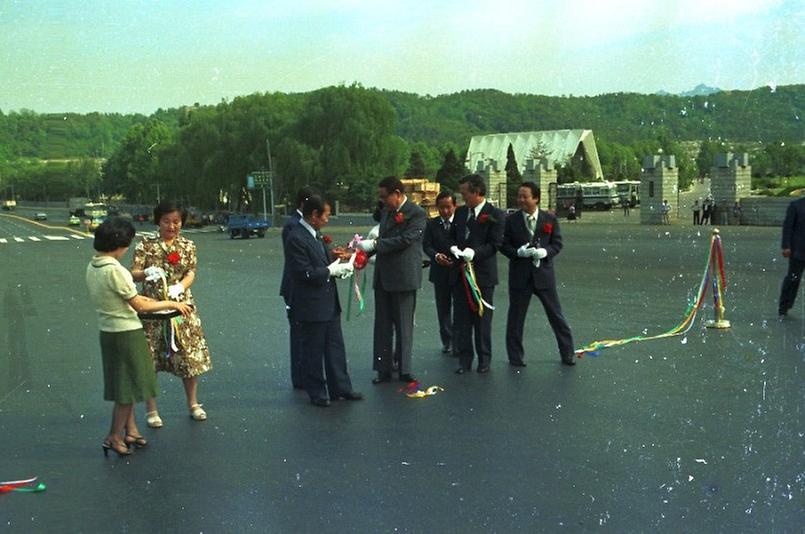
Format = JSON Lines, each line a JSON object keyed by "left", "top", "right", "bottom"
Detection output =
{"left": 166, "top": 251, "right": 181, "bottom": 265}
{"left": 394, "top": 211, "right": 405, "bottom": 224}
{"left": 322, "top": 235, "right": 333, "bottom": 245}
{"left": 477, "top": 213, "right": 489, "bottom": 224}
{"left": 542, "top": 223, "right": 553, "bottom": 235}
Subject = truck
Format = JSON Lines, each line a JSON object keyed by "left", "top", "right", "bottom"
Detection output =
{"left": 67, "top": 197, "right": 91, "bottom": 215}
{"left": 1, "top": 199, "right": 16, "bottom": 211}
{"left": 226, "top": 214, "right": 270, "bottom": 239}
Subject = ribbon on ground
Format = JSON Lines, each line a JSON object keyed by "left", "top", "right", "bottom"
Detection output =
{"left": 575, "top": 231, "right": 728, "bottom": 358}
{"left": 0, "top": 477, "right": 46, "bottom": 494}
{"left": 399, "top": 381, "right": 445, "bottom": 398}
{"left": 461, "top": 261, "right": 495, "bottom": 317}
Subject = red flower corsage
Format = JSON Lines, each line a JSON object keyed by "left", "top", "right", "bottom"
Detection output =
{"left": 166, "top": 251, "right": 181, "bottom": 265}
{"left": 394, "top": 211, "right": 405, "bottom": 224}
{"left": 322, "top": 235, "right": 333, "bottom": 245}
{"left": 354, "top": 249, "right": 369, "bottom": 270}
{"left": 542, "top": 223, "right": 553, "bottom": 235}
{"left": 477, "top": 213, "right": 489, "bottom": 224}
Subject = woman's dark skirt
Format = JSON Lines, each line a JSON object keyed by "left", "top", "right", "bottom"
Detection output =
{"left": 99, "top": 329, "right": 158, "bottom": 404}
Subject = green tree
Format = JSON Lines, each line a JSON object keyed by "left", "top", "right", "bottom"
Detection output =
{"left": 435, "top": 148, "right": 466, "bottom": 193}
{"left": 505, "top": 143, "right": 522, "bottom": 205}
{"left": 404, "top": 150, "right": 427, "bottom": 177}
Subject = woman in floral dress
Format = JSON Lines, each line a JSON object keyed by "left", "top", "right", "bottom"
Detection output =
{"left": 131, "top": 201, "right": 212, "bottom": 426}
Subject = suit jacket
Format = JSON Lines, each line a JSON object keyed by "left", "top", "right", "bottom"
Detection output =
{"left": 782, "top": 197, "right": 805, "bottom": 260}
{"left": 373, "top": 199, "right": 427, "bottom": 292}
{"left": 279, "top": 211, "right": 303, "bottom": 301}
{"left": 500, "top": 208, "right": 563, "bottom": 290}
{"left": 284, "top": 223, "right": 341, "bottom": 322}
{"left": 422, "top": 216, "right": 454, "bottom": 285}
{"left": 450, "top": 202, "right": 504, "bottom": 287}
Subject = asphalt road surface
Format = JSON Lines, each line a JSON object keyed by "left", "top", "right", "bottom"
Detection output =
{"left": 0, "top": 217, "right": 801, "bottom": 532}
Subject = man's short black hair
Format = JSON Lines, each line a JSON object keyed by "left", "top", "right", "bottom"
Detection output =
{"left": 378, "top": 176, "right": 404, "bottom": 195}
{"left": 301, "top": 194, "right": 329, "bottom": 218}
{"left": 459, "top": 174, "right": 486, "bottom": 196}
{"left": 153, "top": 200, "right": 187, "bottom": 225}
{"left": 519, "top": 181, "right": 540, "bottom": 201}
{"left": 295, "top": 185, "right": 318, "bottom": 209}
{"left": 93, "top": 217, "right": 136, "bottom": 252}
{"left": 436, "top": 190, "right": 456, "bottom": 205}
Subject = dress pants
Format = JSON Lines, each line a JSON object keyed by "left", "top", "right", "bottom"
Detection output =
{"left": 287, "top": 307, "right": 303, "bottom": 388}
{"left": 779, "top": 257, "right": 805, "bottom": 314}
{"left": 298, "top": 317, "right": 353, "bottom": 401}
{"left": 433, "top": 281, "right": 453, "bottom": 350}
{"left": 506, "top": 285, "right": 574, "bottom": 363}
{"left": 373, "top": 288, "right": 416, "bottom": 376}
{"left": 453, "top": 284, "right": 494, "bottom": 369}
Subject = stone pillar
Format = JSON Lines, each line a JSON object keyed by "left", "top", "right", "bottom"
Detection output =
{"left": 710, "top": 153, "right": 751, "bottom": 225}
{"left": 640, "top": 155, "right": 678, "bottom": 225}
{"left": 523, "top": 158, "right": 558, "bottom": 210}
{"left": 477, "top": 159, "right": 507, "bottom": 209}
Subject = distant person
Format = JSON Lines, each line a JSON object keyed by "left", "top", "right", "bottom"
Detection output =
{"left": 422, "top": 190, "right": 457, "bottom": 355}
{"left": 284, "top": 195, "right": 362, "bottom": 406}
{"left": 86, "top": 217, "right": 191, "bottom": 457}
{"left": 700, "top": 198, "right": 710, "bottom": 225}
{"left": 500, "top": 182, "right": 575, "bottom": 367}
{"left": 567, "top": 204, "right": 577, "bottom": 221}
{"left": 661, "top": 200, "right": 671, "bottom": 224}
{"left": 709, "top": 197, "right": 718, "bottom": 225}
{"left": 131, "top": 201, "right": 213, "bottom": 427}
{"left": 732, "top": 201, "right": 742, "bottom": 225}
{"left": 692, "top": 199, "right": 701, "bottom": 225}
{"left": 574, "top": 190, "right": 583, "bottom": 219}
{"left": 622, "top": 198, "right": 630, "bottom": 216}
{"left": 778, "top": 196, "right": 805, "bottom": 318}
{"left": 280, "top": 186, "right": 317, "bottom": 390}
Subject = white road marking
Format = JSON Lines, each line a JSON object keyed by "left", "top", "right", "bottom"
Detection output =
{"left": 44, "top": 235, "right": 70, "bottom": 241}
{"left": 28, "top": 236, "right": 42, "bottom": 242}
{"left": 14, "top": 237, "right": 24, "bottom": 242}
{"left": 0, "top": 238, "right": 7, "bottom": 244}
{"left": 70, "top": 234, "right": 86, "bottom": 239}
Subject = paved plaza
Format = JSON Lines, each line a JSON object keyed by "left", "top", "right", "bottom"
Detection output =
{"left": 1, "top": 212, "right": 802, "bottom": 532}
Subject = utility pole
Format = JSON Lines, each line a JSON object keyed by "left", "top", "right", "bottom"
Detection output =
{"left": 265, "top": 139, "right": 275, "bottom": 223}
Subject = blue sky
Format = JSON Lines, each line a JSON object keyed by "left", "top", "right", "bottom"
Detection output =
{"left": 0, "top": 0, "right": 801, "bottom": 113}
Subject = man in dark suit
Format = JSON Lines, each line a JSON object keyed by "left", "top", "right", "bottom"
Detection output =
{"left": 284, "top": 195, "right": 362, "bottom": 406}
{"left": 449, "top": 174, "right": 504, "bottom": 374}
{"left": 779, "top": 196, "right": 805, "bottom": 318}
{"left": 500, "top": 181, "right": 575, "bottom": 366}
{"left": 280, "top": 186, "right": 316, "bottom": 389}
{"left": 356, "top": 176, "right": 427, "bottom": 383}
{"left": 422, "top": 191, "right": 457, "bottom": 355}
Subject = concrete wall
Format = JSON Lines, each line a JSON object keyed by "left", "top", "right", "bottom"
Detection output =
{"left": 711, "top": 153, "right": 751, "bottom": 225}
{"left": 476, "top": 160, "right": 508, "bottom": 208}
{"left": 523, "top": 158, "right": 558, "bottom": 210}
{"left": 739, "top": 196, "right": 794, "bottom": 226}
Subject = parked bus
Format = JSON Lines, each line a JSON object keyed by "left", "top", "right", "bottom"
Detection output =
{"left": 614, "top": 180, "right": 640, "bottom": 207}
{"left": 556, "top": 182, "right": 619, "bottom": 210}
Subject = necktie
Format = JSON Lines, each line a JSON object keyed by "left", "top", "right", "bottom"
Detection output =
{"left": 465, "top": 210, "right": 475, "bottom": 239}
{"left": 443, "top": 219, "right": 450, "bottom": 231}
{"left": 527, "top": 214, "right": 536, "bottom": 234}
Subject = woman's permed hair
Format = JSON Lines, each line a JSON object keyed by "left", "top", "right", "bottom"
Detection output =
{"left": 93, "top": 217, "right": 136, "bottom": 252}
{"left": 153, "top": 200, "right": 188, "bottom": 225}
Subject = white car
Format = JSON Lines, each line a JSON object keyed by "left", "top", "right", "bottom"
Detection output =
{"left": 68, "top": 215, "right": 81, "bottom": 226}
{"left": 34, "top": 213, "right": 48, "bottom": 221}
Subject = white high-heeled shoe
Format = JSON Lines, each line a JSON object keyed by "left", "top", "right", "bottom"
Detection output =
{"left": 146, "top": 410, "right": 163, "bottom": 428}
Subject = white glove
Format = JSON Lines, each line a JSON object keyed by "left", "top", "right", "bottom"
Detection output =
{"left": 517, "top": 245, "right": 532, "bottom": 258}
{"left": 167, "top": 283, "right": 184, "bottom": 299}
{"left": 144, "top": 266, "right": 166, "bottom": 282}
{"left": 461, "top": 248, "right": 475, "bottom": 261}
{"left": 327, "top": 260, "right": 353, "bottom": 278}
{"left": 339, "top": 262, "right": 355, "bottom": 279}
{"left": 356, "top": 239, "right": 376, "bottom": 253}
{"left": 450, "top": 245, "right": 462, "bottom": 259}
{"left": 534, "top": 248, "right": 548, "bottom": 259}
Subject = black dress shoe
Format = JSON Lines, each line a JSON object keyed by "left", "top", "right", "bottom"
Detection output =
{"left": 372, "top": 373, "right": 392, "bottom": 384}
{"left": 455, "top": 367, "right": 467, "bottom": 374}
{"left": 399, "top": 374, "right": 417, "bottom": 383}
{"left": 509, "top": 360, "right": 527, "bottom": 367}
{"left": 335, "top": 392, "right": 363, "bottom": 401}
{"left": 310, "top": 398, "right": 330, "bottom": 407}
{"left": 561, "top": 356, "right": 576, "bottom": 366}
{"left": 477, "top": 366, "right": 490, "bottom": 374}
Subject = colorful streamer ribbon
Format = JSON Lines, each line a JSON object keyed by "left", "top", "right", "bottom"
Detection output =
{"left": 400, "top": 381, "right": 445, "bottom": 398}
{"left": 575, "top": 230, "right": 728, "bottom": 358}
{"left": 461, "top": 261, "right": 495, "bottom": 317}
{"left": 0, "top": 477, "right": 46, "bottom": 494}
{"left": 345, "top": 234, "right": 369, "bottom": 321}
{"left": 158, "top": 274, "right": 183, "bottom": 358}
